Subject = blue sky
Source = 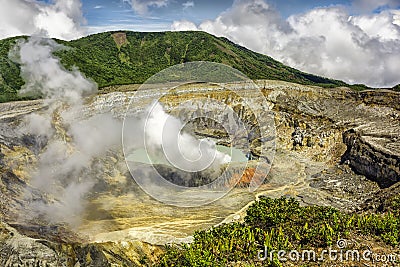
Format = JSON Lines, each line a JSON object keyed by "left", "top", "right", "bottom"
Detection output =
{"left": 33, "top": 0, "right": 400, "bottom": 32}
{"left": 82, "top": 0, "right": 233, "bottom": 30}
{"left": 81, "top": 0, "right": 356, "bottom": 30}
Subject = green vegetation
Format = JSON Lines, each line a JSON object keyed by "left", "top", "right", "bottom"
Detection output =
{"left": 0, "top": 36, "right": 35, "bottom": 102}
{"left": 157, "top": 197, "right": 400, "bottom": 266}
{"left": 0, "top": 31, "right": 352, "bottom": 103}
{"left": 348, "top": 83, "right": 370, "bottom": 91}
{"left": 387, "top": 195, "right": 400, "bottom": 216}
{"left": 56, "top": 31, "right": 349, "bottom": 88}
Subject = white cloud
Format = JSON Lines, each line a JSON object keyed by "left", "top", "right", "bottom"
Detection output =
{"left": 172, "top": 0, "right": 400, "bottom": 87}
{"left": 94, "top": 5, "right": 104, "bottom": 9}
{"left": 394, "top": 9, "right": 400, "bottom": 25}
{"left": 124, "top": 0, "right": 168, "bottom": 15}
{"left": 0, "top": 0, "right": 85, "bottom": 40}
{"left": 171, "top": 20, "right": 198, "bottom": 31}
{"left": 182, "top": 1, "right": 195, "bottom": 9}
{"left": 352, "top": 11, "right": 400, "bottom": 41}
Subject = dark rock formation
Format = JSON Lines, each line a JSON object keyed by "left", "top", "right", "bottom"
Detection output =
{"left": 342, "top": 129, "right": 400, "bottom": 188}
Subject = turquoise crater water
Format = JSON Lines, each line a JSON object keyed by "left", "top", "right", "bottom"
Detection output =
{"left": 126, "top": 145, "right": 248, "bottom": 165}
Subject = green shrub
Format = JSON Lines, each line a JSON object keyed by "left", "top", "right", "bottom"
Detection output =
{"left": 157, "top": 197, "right": 400, "bottom": 266}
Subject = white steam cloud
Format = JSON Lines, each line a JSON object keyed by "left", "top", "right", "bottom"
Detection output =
{"left": 11, "top": 37, "right": 118, "bottom": 227}
{"left": 0, "top": 0, "right": 85, "bottom": 40}
{"left": 172, "top": 0, "right": 400, "bottom": 88}
{"left": 13, "top": 37, "right": 230, "bottom": 226}
{"left": 142, "top": 102, "right": 231, "bottom": 172}
{"left": 11, "top": 37, "right": 97, "bottom": 104}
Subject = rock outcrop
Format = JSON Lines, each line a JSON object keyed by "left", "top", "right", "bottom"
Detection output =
{"left": 0, "top": 222, "right": 163, "bottom": 267}
{"left": 342, "top": 129, "right": 400, "bottom": 188}
{"left": 260, "top": 82, "right": 399, "bottom": 189}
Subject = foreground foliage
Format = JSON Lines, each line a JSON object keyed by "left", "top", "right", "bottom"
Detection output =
{"left": 157, "top": 196, "right": 400, "bottom": 266}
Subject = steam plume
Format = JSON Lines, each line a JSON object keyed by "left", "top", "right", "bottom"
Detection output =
{"left": 12, "top": 37, "right": 231, "bottom": 226}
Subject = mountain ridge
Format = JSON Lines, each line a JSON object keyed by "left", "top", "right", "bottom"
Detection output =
{"left": 0, "top": 30, "right": 373, "bottom": 103}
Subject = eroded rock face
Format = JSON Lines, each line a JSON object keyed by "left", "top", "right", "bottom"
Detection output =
{"left": 342, "top": 129, "right": 400, "bottom": 188}
{"left": 261, "top": 82, "right": 399, "bottom": 190}
{"left": 0, "top": 222, "right": 163, "bottom": 267}
{"left": 0, "top": 80, "right": 399, "bottom": 264}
